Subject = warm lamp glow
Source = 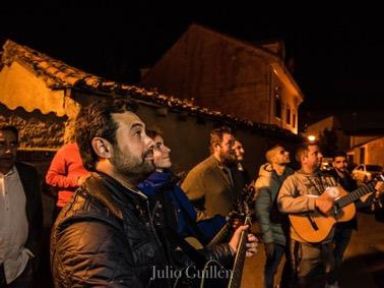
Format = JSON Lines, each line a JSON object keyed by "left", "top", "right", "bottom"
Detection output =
{"left": 307, "top": 135, "right": 316, "bottom": 142}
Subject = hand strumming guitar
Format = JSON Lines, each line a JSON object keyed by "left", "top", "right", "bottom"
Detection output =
{"left": 228, "top": 225, "right": 258, "bottom": 257}
{"left": 315, "top": 191, "right": 335, "bottom": 215}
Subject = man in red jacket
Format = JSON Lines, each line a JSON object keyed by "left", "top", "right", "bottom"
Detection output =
{"left": 45, "top": 142, "right": 89, "bottom": 218}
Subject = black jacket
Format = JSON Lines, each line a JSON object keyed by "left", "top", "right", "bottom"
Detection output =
{"left": 50, "top": 173, "right": 233, "bottom": 288}
{"left": 328, "top": 168, "right": 358, "bottom": 230}
{"left": 15, "top": 162, "right": 43, "bottom": 259}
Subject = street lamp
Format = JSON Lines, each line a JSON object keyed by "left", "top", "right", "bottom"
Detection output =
{"left": 307, "top": 135, "right": 316, "bottom": 142}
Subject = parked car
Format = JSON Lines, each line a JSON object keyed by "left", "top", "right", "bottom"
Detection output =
{"left": 320, "top": 157, "right": 333, "bottom": 172}
{"left": 352, "top": 164, "right": 383, "bottom": 182}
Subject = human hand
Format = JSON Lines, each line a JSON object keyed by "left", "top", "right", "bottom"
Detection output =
{"left": 315, "top": 192, "right": 334, "bottom": 214}
{"left": 228, "top": 225, "right": 258, "bottom": 257}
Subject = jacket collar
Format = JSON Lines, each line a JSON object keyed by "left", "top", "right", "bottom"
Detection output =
{"left": 82, "top": 172, "right": 148, "bottom": 220}
{"left": 145, "top": 170, "right": 172, "bottom": 185}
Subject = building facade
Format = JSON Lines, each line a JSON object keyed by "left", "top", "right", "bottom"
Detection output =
{"left": 141, "top": 24, "right": 304, "bottom": 134}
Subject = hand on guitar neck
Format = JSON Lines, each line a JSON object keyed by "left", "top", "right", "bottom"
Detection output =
{"left": 228, "top": 225, "right": 258, "bottom": 257}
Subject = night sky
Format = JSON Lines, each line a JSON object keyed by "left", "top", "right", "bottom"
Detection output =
{"left": 1, "top": 2, "right": 383, "bottom": 126}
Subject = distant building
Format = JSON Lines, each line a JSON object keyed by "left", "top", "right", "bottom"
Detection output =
{"left": 348, "top": 136, "right": 384, "bottom": 166}
{"left": 141, "top": 24, "right": 304, "bottom": 134}
{"left": 305, "top": 116, "right": 350, "bottom": 153}
{"left": 306, "top": 113, "right": 384, "bottom": 166}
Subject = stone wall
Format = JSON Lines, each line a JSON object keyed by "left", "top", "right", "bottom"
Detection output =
{"left": 0, "top": 103, "right": 65, "bottom": 149}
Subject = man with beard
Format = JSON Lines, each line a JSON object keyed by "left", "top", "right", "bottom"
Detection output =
{"left": 254, "top": 145, "right": 293, "bottom": 288}
{"left": 50, "top": 100, "right": 256, "bottom": 287}
{"left": 326, "top": 151, "right": 358, "bottom": 288}
{"left": 50, "top": 99, "right": 160, "bottom": 287}
{"left": 277, "top": 143, "right": 337, "bottom": 288}
{"left": 0, "top": 126, "right": 42, "bottom": 287}
{"left": 182, "top": 126, "right": 238, "bottom": 218}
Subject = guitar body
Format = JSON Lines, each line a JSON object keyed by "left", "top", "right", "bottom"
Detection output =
{"left": 335, "top": 202, "right": 356, "bottom": 222}
{"left": 289, "top": 213, "right": 335, "bottom": 243}
{"left": 289, "top": 188, "right": 357, "bottom": 243}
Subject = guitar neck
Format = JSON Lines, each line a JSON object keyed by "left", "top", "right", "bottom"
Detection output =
{"left": 206, "top": 223, "right": 231, "bottom": 248}
{"left": 336, "top": 181, "right": 376, "bottom": 208}
{"left": 227, "top": 216, "right": 251, "bottom": 288}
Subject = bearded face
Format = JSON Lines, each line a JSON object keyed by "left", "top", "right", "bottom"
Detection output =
{"left": 111, "top": 143, "right": 154, "bottom": 180}
{"left": 109, "top": 112, "right": 155, "bottom": 181}
{"left": 217, "top": 133, "right": 237, "bottom": 166}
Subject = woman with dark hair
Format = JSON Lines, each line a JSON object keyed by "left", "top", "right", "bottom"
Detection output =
{"left": 138, "top": 130, "right": 226, "bottom": 244}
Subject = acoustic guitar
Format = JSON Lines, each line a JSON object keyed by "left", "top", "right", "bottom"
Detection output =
{"left": 289, "top": 175, "right": 384, "bottom": 243}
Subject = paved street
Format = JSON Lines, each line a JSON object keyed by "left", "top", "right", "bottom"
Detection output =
{"left": 241, "top": 213, "right": 384, "bottom": 288}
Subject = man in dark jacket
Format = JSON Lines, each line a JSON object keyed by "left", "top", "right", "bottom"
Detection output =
{"left": 0, "top": 125, "right": 43, "bottom": 288}
{"left": 254, "top": 145, "right": 293, "bottom": 288}
{"left": 50, "top": 99, "right": 257, "bottom": 287}
{"left": 327, "top": 151, "right": 358, "bottom": 287}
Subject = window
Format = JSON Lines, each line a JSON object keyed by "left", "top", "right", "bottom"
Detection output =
{"left": 286, "top": 107, "right": 291, "bottom": 125}
{"left": 292, "top": 113, "right": 296, "bottom": 128}
{"left": 274, "top": 86, "right": 282, "bottom": 119}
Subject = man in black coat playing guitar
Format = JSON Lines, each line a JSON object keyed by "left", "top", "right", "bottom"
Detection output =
{"left": 327, "top": 151, "right": 358, "bottom": 287}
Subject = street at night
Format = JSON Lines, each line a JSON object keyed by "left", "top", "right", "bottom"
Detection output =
{"left": 243, "top": 213, "right": 384, "bottom": 288}
{"left": 1, "top": 3, "right": 384, "bottom": 288}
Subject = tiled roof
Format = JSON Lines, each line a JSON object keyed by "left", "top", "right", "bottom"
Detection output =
{"left": 1, "top": 40, "right": 301, "bottom": 140}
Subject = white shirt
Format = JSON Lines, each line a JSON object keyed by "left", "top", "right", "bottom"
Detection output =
{"left": 0, "top": 166, "right": 32, "bottom": 284}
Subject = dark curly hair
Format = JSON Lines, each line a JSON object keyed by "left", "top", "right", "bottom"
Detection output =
{"left": 75, "top": 98, "right": 138, "bottom": 171}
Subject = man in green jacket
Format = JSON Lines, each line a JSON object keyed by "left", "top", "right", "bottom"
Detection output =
{"left": 255, "top": 145, "right": 293, "bottom": 288}
{"left": 182, "top": 126, "right": 238, "bottom": 218}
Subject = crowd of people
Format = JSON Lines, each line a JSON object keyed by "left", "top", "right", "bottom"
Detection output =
{"left": 1, "top": 97, "right": 383, "bottom": 288}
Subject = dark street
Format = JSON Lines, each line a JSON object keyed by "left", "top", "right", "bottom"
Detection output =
{"left": 242, "top": 213, "right": 384, "bottom": 288}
